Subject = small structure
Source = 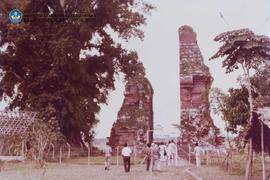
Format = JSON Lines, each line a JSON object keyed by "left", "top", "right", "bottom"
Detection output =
{"left": 258, "top": 107, "right": 270, "bottom": 127}
{"left": 0, "top": 111, "right": 36, "bottom": 161}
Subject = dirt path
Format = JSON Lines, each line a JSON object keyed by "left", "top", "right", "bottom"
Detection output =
{"left": 0, "top": 163, "right": 194, "bottom": 180}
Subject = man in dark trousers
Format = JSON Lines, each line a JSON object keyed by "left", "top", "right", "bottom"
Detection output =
{"left": 121, "top": 143, "right": 132, "bottom": 172}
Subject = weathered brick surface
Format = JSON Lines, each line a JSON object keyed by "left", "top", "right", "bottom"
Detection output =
{"left": 109, "top": 76, "right": 154, "bottom": 151}
{"left": 179, "top": 25, "right": 223, "bottom": 145}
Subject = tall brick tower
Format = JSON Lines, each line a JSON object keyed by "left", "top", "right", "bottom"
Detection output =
{"left": 179, "top": 25, "right": 223, "bottom": 145}
{"left": 109, "top": 75, "right": 154, "bottom": 151}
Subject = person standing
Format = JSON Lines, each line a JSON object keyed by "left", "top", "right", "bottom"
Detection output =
{"left": 159, "top": 142, "right": 167, "bottom": 166}
{"left": 145, "top": 143, "right": 153, "bottom": 172}
{"left": 194, "top": 142, "right": 201, "bottom": 168}
{"left": 121, "top": 143, "right": 132, "bottom": 172}
{"left": 166, "top": 141, "right": 171, "bottom": 165}
{"left": 167, "top": 140, "right": 177, "bottom": 166}
{"left": 152, "top": 143, "right": 161, "bottom": 171}
{"left": 103, "top": 142, "right": 112, "bottom": 170}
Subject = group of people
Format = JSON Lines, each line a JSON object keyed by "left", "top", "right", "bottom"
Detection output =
{"left": 103, "top": 142, "right": 132, "bottom": 172}
{"left": 144, "top": 140, "right": 179, "bottom": 172}
{"left": 103, "top": 141, "right": 202, "bottom": 172}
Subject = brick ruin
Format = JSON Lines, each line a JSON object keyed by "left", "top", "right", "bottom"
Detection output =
{"left": 109, "top": 75, "right": 154, "bottom": 150}
{"left": 179, "top": 25, "right": 224, "bottom": 145}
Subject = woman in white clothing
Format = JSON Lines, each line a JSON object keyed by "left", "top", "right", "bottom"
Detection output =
{"left": 194, "top": 142, "right": 201, "bottom": 168}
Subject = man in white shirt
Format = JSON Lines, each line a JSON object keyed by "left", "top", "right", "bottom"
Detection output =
{"left": 194, "top": 142, "right": 201, "bottom": 167}
{"left": 121, "top": 143, "right": 132, "bottom": 172}
{"left": 103, "top": 142, "right": 112, "bottom": 170}
{"left": 167, "top": 140, "right": 177, "bottom": 166}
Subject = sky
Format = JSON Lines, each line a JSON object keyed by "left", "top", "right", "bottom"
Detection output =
{"left": 95, "top": 0, "right": 270, "bottom": 138}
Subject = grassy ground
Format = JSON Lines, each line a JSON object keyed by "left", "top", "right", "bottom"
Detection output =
{"left": 0, "top": 160, "right": 192, "bottom": 180}
{"left": 0, "top": 154, "right": 269, "bottom": 180}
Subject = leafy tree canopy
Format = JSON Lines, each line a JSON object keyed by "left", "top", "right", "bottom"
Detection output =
{"left": 210, "top": 29, "right": 270, "bottom": 73}
{"left": 210, "top": 66, "right": 270, "bottom": 152}
{"left": 0, "top": 0, "right": 154, "bottom": 144}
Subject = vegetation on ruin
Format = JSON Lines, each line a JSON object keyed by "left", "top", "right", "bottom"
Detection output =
{"left": 113, "top": 75, "right": 153, "bottom": 132}
{"left": 180, "top": 58, "right": 210, "bottom": 75}
{"left": 116, "top": 106, "right": 149, "bottom": 131}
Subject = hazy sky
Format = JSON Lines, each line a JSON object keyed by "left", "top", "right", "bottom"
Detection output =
{"left": 95, "top": 0, "right": 270, "bottom": 138}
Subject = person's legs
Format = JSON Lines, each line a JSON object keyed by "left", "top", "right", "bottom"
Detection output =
{"left": 146, "top": 159, "right": 150, "bottom": 171}
{"left": 172, "top": 153, "right": 175, "bottom": 165}
{"left": 127, "top": 156, "right": 131, "bottom": 172}
{"left": 104, "top": 156, "right": 108, "bottom": 170}
{"left": 123, "top": 156, "right": 127, "bottom": 172}
{"left": 152, "top": 158, "right": 156, "bottom": 171}
{"left": 107, "top": 156, "right": 111, "bottom": 169}
{"left": 156, "top": 159, "right": 161, "bottom": 171}
{"left": 196, "top": 155, "right": 201, "bottom": 167}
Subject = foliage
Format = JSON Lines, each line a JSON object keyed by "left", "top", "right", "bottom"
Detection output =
{"left": 116, "top": 105, "right": 149, "bottom": 131}
{"left": 0, "top": 135, "right": 24, "bottom": 155}
{"left": 26, "top": 119, "right": 64, "bottom": 163}
{"left": 251, "top": 67, "right": 270, "bottom": 107}
{"left": 209, "top": 67, "right": 270, "bottom": 152}
{"left": 210, "top": 29, "right": 270, "bottom": 73}
{"left": 179, "top": 109, "right": 224, "bottom": 145}
{"left": 210, "top": 66, "right": 270, "bottom": 135}
{"left": 210, "top": 29, "right": 270, "bottom": 179}
{"left": 0, "top": 0, "right": 154, "bottom": 144}
{"left": 209, "top": 87, "right": 227, "bottom": 116}
{"left": 214, "top": 86, "right": 250, "bottom": 134}
{"left": 113, "top": 74, "right": 152, "bottom": 132}
{"left": 180, "top": 59, "right": 210, "bottom": 75}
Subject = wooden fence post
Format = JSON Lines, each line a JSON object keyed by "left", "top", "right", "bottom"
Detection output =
{"left": 206, "top": 150, "right": 209, "bottom": 165}
{"left": 59, "top": 146, "right": 62, "bottom": 164}
{"left": 51, "top": 143, "right": 55, "bottom": 160}
{"left": 87, "top": 145, "right": 90, "bottom": 165}
{"left": 117, "top": 147, "right": 119, "bottom": 166}
{"left": 66, "top": 143, "right": 71, "bottom": 159}
{"left": 188, "top": 144, "right": 191, "bottom": 165}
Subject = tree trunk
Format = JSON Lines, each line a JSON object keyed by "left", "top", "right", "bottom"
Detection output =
{"left": 261, "top": 120, "right": 266, "bottom": 180}
{"left": 243, "top": 67, "right": 254, "bottom": 180}
{"left": 244, "top": 139, "right": 253, "bottom": 180}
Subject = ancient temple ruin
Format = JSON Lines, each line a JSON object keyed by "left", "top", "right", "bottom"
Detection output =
{"left": 179, "top": 25, "right": 223, "bottom": 145}
{"left": 109, "top": 75, "right": 154, "bottom": 150}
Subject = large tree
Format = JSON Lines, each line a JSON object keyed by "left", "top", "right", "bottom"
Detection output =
{"left": 0, "top": 0, "right": 154, "bottom": 144}
{"left": 210, "top": 29, "right": 270, "bottom": 180}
